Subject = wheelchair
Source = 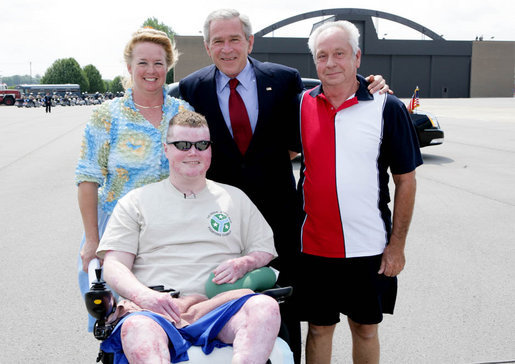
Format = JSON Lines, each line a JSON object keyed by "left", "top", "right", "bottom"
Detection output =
{"left": 85, "top": 259, "right": 294, "bottom": 363}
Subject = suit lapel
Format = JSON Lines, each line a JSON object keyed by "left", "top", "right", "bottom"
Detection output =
{"left": 250, "top": 59, "right": 275, "bottom": 146}
{"left": 201, "top": 66, "right": 243, "bottom": 156}
{"left": 200, "top": 66, "right": 224, "bottom": 121}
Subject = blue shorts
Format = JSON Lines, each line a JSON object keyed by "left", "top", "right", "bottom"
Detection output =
{"left": 100, "top": 293, "right": 257, "bottom": 364}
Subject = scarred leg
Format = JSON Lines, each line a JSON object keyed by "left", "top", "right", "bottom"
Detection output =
{"left": 217, "top": 294, "right": 281, "bottom": 364}
{"left": 121, "top": 315, "right": 170, "bottom": 364}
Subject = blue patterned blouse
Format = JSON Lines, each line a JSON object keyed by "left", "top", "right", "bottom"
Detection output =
{"left": 75, "top": 87, "right": 193, "bottom": 214}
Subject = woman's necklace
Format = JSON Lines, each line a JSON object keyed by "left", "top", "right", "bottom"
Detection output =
{"left": 134, "top": 102, "right": 162, "bottom": 109}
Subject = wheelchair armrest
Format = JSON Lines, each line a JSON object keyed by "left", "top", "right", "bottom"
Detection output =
{"left": 149, "top": 285, "right": 180, "bottom": 298}
{"left": 261, "top": 286, "right": 293, "bottom": 303}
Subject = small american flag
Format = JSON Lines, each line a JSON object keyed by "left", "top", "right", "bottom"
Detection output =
{"left": 408, "top": 86, "right": 420, "bottom": 113}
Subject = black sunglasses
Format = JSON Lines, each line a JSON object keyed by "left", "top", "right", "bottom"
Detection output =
{"left": 166, "top": 140, "right": 213, "bottom": 151}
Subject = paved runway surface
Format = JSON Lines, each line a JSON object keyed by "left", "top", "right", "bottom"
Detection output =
{"left": 1, "top": 98, "right": 514, "bottom": 363}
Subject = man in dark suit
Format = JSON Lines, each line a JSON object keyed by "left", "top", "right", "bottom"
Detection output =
{"left": 179, "top": 10, "right": 303, "bottom": 361}
{"left": 179, "top": 8, "right": 302, "bottom": 290}
{"left": 178, "top": 9, "right": 388, "bottom": 362}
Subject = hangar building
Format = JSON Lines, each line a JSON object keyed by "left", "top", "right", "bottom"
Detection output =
{"left": 174, "top": 8, "right": 515, "bottom": 98}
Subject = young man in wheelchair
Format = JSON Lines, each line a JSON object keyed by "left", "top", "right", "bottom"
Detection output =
{"left": 95, "top": 110, "right": 282, "bottom": 363}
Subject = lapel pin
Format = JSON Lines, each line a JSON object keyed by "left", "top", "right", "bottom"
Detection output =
{"left": 266, "top": 87, "right": 272, "bottom": 91}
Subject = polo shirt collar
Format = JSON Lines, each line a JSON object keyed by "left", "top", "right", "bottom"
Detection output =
{"left": 309, "top": 75, "right": 374, "bottom": 102}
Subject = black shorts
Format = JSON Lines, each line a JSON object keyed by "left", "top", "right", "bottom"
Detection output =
{"left": 294, "top": 253, "right": 397, "bottom": 326}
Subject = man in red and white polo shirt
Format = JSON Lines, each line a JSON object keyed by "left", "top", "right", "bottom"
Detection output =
{"left": 296, "top": 20, "right": 423, "bottom": 364}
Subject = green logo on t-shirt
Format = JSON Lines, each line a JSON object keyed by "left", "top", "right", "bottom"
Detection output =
{"left": 208, "top": 212, "right": 231, "bottom": 236}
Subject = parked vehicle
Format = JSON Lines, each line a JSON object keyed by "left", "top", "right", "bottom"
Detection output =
{"left": 409, "top": 111, "right": 444, "bottom": 147}
{"left": 0, "top": 83, "right": 22, "bottom": 106}
{"left": 300, "top": 78, "right": 321, "bottom": 90}
{"left": 167, "top": 82, "right": 181, "bottom": 98}
{"left": 17, "top": 83, "right": 81, "bottom": 97}
{"left": 405, "top": 85, "right": 444, "bottom": 147}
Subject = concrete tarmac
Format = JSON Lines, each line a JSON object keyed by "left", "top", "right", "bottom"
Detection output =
{"left": 0, "top": 98, "right": 514, "bottom": 363}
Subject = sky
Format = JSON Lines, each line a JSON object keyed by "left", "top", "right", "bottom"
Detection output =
{"left": 2, "top": 0, "right": 514, "bottom": 80}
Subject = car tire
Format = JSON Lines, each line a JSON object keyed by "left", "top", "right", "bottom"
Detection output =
{"left": 3, "top": 96, "right": 15, "bottom": 106}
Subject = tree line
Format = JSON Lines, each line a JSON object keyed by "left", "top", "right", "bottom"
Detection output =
{"left": 40, "top": 58, "right": 124, "bottom": 94}
{"left": 2, "top": 17, "right": 175, "bottom": 94}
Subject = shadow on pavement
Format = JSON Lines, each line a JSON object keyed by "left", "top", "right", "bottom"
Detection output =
{"left": 421, "top": 153, "right": 454, "bottom": 165}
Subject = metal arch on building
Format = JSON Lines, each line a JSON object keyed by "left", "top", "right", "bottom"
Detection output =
{"left": 254, "top": 8, "right": 445, "bottom": 41}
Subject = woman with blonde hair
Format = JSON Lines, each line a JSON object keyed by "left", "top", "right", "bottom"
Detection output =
{"left": 75, "top": 27, "right": 193, "bottom": 331}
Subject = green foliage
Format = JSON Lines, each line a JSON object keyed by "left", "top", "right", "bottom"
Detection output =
{"left": 41, "top": 58, "right": 89, "bottom": 91}
{"left": 142, "top": 17, "right": 175, "bottom": 39}
{"left": 109, "top": 76, "right": 124, "bottom": 93}
{"left": 83, "top": 64, "right": 106, "bottom": 93}
{"left": 166, "top": 69, "right": 174, "bottom": 84}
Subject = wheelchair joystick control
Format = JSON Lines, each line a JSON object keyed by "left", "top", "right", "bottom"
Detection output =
{"left": 95, "top": 267, "right": 102, "bottom": 283}
{"left": 85, "top": 259, "right": 116, "bottom": 341}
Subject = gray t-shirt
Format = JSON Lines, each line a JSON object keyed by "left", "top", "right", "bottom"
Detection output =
{"left": 97, "top": 178, "right": 276, "bottom": 296}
